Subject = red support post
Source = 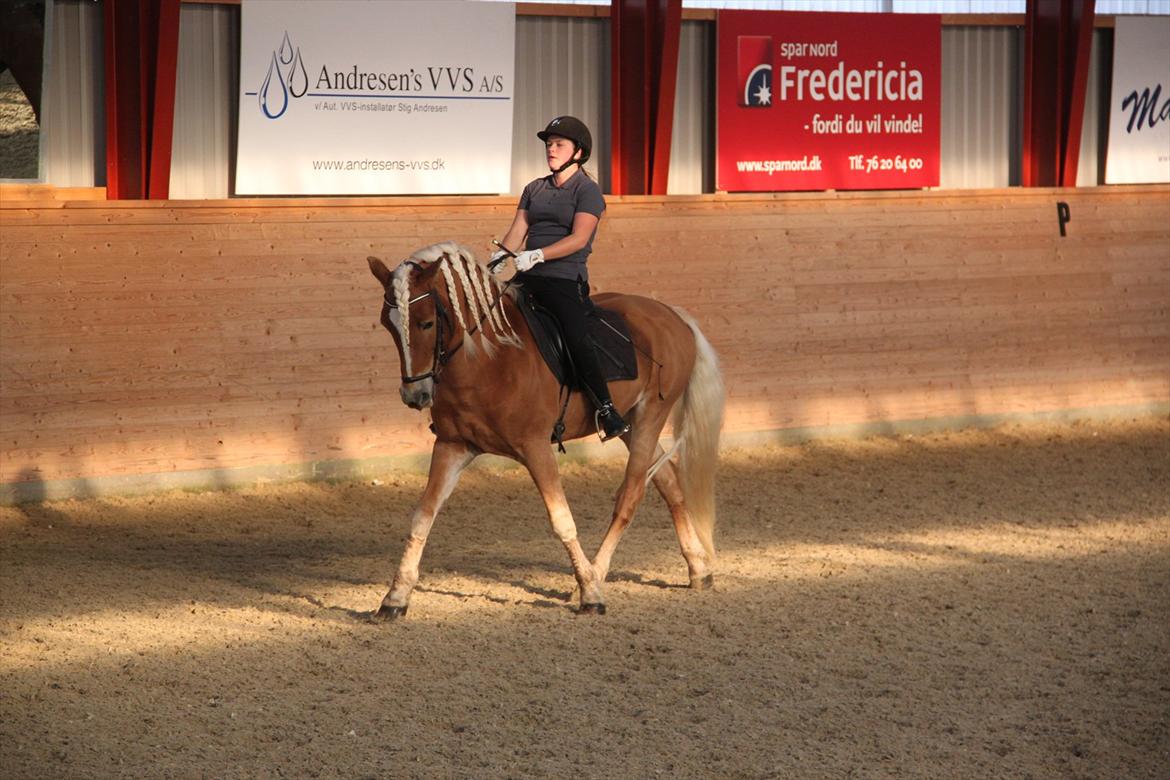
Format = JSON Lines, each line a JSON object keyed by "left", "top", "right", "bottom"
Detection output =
{"left": 104, "top": 0, "right": 145, "bottom": 199}
{"left": 1060, "top": 0, "right": 1096, "bottom": 186}
{"left": 1022, "top": 0, "right": 1096, "bottom": 187}
{"left": 610, "top": 0, "right": 682, "bottom": 195}
{"left": 611, "top": 0, "right": 647, "bottom": 195}
{"left": 137, "top": 0, "right": 159, "bottom": 187}
{"left": 148, "top": 0, "right": 182, "bottom": 199}
{"left": 649, "top": 0, "right": 682, "bottom": 196}
{"left": 103, "top": 0, "right": 182, "bottom": 200}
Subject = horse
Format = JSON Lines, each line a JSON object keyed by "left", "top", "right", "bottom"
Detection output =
{"left": 366, "top": 241, "right": 724, "bottom": 617}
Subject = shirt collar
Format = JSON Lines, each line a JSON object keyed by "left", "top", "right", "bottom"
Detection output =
{"left": 549, "top": 169, "right": 581, "bottom": 189}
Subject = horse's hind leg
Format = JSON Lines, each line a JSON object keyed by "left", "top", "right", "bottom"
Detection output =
{"left": 374, "top": 440, "right": 475, "bottom": 620}
{"left": 591, "top": 408, "right": 670, "bottom": 585}
{"left": 646, "top": 448, "right": 714, "bottom": 589}
{"left": 521, "top": 442, "right": 606, "bottom": 614}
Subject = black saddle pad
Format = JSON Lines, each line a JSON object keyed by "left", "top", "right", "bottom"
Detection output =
{"left": 514, "top": 286, "right": 638, "bottom": 388}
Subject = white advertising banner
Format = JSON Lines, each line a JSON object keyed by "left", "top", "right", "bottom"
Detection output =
{"left": 1105, "top": 17, "right": 1170, "bottom": 185}
{"left": 237, "top": 0, "right": 514, "bottom": 195}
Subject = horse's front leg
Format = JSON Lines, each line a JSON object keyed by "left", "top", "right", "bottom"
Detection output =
{"left": 521, "top": 443, "right": 606, "bottom": 614}
{"left": 374, "top": 439, "right": 475, "bottom": 620}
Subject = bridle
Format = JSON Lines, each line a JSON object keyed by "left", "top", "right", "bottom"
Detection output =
{"left": 382, "top": 287, "right": 455, "bottom": 385}
{"left": 382, "top": 258, "right": 515, "bottom": 386}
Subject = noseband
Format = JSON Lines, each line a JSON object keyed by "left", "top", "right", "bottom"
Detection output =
{"left": 383, "top": 288, "right": 456, "bottom": 385}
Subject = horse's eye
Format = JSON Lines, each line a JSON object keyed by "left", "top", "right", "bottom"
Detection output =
{"left": 418, "top": 321, "right": 434, "bottom": 331}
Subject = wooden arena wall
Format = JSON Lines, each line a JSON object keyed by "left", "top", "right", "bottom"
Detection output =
{"left": 1, "top": 186, "right": 1167, "bottom": 498}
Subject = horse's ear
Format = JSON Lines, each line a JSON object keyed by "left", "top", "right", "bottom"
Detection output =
{"left": 367, "top": 256, "right": 392, "bottom": 287}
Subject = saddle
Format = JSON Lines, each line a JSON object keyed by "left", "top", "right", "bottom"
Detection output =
{"left": 512, "top": 285, "right": 639, "bottom": 389}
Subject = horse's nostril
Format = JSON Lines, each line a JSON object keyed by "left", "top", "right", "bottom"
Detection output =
{"left": 418, "top": 393, "right": 431, "bottom": 406}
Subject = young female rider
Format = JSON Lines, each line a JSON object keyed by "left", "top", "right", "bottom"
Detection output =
{"left": 491, "top": 115, "right": 631, "bottom": 442}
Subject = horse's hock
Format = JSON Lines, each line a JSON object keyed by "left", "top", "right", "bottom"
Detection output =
{"left": 0, "top": 186, "right": 1168, "bottom": 500}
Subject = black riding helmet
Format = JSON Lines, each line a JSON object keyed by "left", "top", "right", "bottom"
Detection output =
{"left": 537, "top": 116, "right": 592, "bottom": 171}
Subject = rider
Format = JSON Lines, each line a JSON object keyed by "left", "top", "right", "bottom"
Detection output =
{"left": 491, "top": 115, "right": 631, "bottom": 442}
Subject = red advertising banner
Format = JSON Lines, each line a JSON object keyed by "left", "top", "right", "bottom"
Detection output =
{"left": 717, "top": 11, "right": 941, "bottom": 191}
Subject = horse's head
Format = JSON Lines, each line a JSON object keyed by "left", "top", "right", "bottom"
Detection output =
{"left": 368, "top": 242, "right": 520, "bottom": 410}
{"left": 368, "top": 253, "right": 451, "bottom": 410}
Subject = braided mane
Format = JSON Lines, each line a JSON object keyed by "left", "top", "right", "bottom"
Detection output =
{"left": 398, "top": 242, "right": 521, "bottom": 360}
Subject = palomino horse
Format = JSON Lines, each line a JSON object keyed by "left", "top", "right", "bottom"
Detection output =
{"left": 366, "top": 242, "right": 724, "bottom": 617}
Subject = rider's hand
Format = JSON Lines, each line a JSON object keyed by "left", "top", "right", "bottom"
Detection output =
{"left": 488, "top": 249, "right": 508, "bottom": 275}
{"left": 514, "top": 248, "right": 545, "bottom": 273}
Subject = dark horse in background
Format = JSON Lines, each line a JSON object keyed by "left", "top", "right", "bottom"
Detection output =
{"left": 367, "top": 242, "right": 724, "bottom": 617}
{"left": 0, "top": 0, "right": 45, "bottom": 123}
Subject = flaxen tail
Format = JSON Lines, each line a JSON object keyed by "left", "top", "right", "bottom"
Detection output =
{"left": 669, "top": 307, "right": 725, "bottom": 562}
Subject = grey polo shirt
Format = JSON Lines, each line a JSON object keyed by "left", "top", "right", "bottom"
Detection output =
{"left": 518, "top": 171, "right": 606, "bottom": 282}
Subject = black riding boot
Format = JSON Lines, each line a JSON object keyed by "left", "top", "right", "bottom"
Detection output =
{"left": 596, "top": 401, "right": 630, "bottom": 442}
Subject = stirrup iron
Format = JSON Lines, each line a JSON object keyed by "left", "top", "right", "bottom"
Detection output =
{"left": 595, "top": 402, "right": 630, "bottom": 442}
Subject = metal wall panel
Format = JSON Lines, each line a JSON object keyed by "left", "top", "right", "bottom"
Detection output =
{"left": 891, "top": 1, "right": 1022, "bottom": 10}
{"left": 48, "top": 6, "right": 1128, "bottom": 198}
{"left": 1076, "top": 28, "right": 1112, "bottom": 187}
{"left": 668, "top": 20, "right": 714, "bottom": 195}
{"left": 513, "top": 17, "right": 714, "bottom": 196}
{"left": 1096, "top": 1, "right": 1169, "bottom": 12}
{"left": 41, "top": 0, "right": 104, "bottom": 187}
{"left": 170, "top": 3, "right": 238, "bottom": 199}
{"left": 939, "top": 26, "right": 1020, "bottom": 189}
{"left": 688, "top": 1, "right": 887, "bottom": 9}
{"left": 671, "top": 21, "right": 1029, "bottom": 192}
{"left": 510, "top": 16, "right": 610, "bottom": 194}
{"left": 167, "top": 11, "right": 611, "bottom": 198}
{"left": 687, "top": 0, "right": 1168, "bottom": 9}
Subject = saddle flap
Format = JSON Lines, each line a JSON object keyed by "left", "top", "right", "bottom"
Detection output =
{"left": 514, "top": 286, "right": 638, "bottom": 388}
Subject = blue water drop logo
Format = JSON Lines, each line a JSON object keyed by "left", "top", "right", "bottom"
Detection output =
{"left": 287, "top": 47, "right": 308, "bottom": 99}
{"left": 254, "top": 31, "right": 308, "bottom": 120}
{"left": 259, "top": 51, "right": 289, "bottom": 119}
{"left": 278, "top": 31, "right": 294, "bottom": 66}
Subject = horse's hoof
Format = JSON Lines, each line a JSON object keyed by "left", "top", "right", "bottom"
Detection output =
{"left": 578, "top": 603, "right": 607, "bottom": 616}
{"left": 690, "top": 574, "right": 715, "bottom": 590}
{"left": 372, "top": 604, "right": 408, "bottom": 621}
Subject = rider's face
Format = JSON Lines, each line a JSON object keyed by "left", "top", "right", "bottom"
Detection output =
{"left": 545, "top": 136, "right": 579, "bottom": 170}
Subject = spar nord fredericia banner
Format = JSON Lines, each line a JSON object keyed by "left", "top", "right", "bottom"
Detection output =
{"left": 236, "top": 0, "right": 514, "bottom": 195}
{"left": 717, "top": 11, "right": 941, "bottom": 192}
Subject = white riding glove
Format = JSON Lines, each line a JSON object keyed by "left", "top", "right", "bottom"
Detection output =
{"left": 488, "top": 248, "right": 509, "bottom": 275}
{"left": 513, "top": 248, "right": 545, "bottom": 273}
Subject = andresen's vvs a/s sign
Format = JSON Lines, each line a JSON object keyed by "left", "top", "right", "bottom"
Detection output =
{"left": 717, "top": 11, "right": 941, "bottom": 192}
{"left": 236, "top": 0, "right": 514, "bottom": 195}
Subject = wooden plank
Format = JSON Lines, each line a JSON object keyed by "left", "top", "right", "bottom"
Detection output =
{"left": 0, "top": 184, "right": 107, "bottom": 201}
{"left": 2, "top": 188, "right": 1167, "bottom": 486}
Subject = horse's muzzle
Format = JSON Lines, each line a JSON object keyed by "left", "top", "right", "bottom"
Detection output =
{"left": 400, "top": 381, "right": 434, "bottom": 410}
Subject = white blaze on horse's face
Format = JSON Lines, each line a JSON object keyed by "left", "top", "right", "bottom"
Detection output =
{"left": 390, "top": 263, "right": 437, "bottom": 410}
{"left": 386, "top": 306, "right": 436, "bottom": 409}
{"left": 385, "top": 304, "right": 409, "bottom": 370}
